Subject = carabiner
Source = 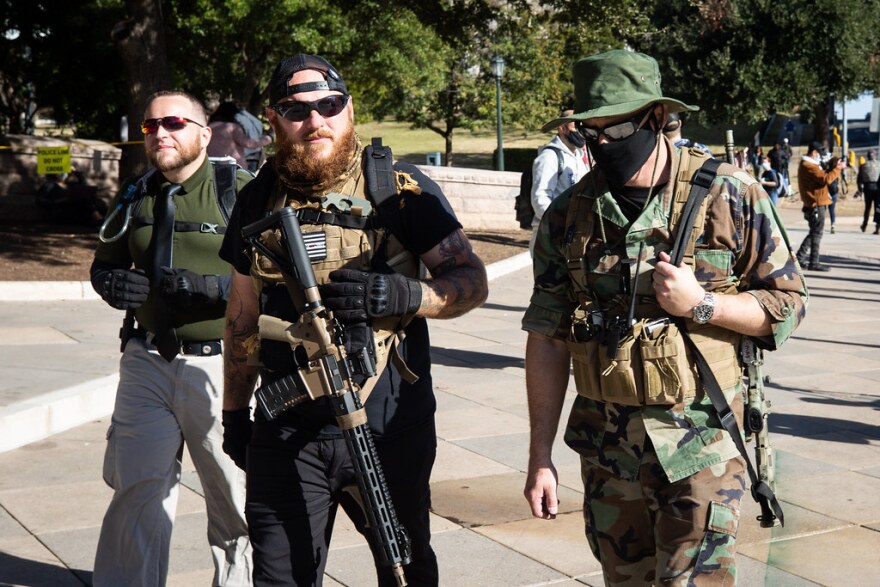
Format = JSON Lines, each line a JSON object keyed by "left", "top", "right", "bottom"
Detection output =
{"left": 98, "top": 203, "right": 133, "bottom": 243}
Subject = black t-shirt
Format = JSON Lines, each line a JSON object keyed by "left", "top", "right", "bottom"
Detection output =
{"left": 219, "top": 160, "right": 461, "bottom": 439}
{"left": 610, "top": 183, "right": 668, "bottom": 224}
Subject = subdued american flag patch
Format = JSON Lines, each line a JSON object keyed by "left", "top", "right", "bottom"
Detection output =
{"left": 302, "top": 231, "right": 328, "bottom": 261}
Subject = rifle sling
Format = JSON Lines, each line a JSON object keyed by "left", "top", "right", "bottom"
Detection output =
{"left": 670, "top": 158, "right": 721, "bottom": 266}
{"left": 676, "top": 321, "right": 784, "bottom": 527}
{"left": 670, "top": 157, "right": 784, "bottom": 526}
{"left": 336, "top": 408, "right": 368, "bottom": 430}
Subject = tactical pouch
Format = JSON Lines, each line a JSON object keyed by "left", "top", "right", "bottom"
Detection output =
{"left": 566, "top": 340, "right": 601, "bottom": 400}
{"left": 596, "top": 328, "right": 643, "bottom": 404}
{"left": 638, "top": 321, "right": 697, "bottom": 405}
{"left": 568, "top": 319, "right": 709, "bottom": 406}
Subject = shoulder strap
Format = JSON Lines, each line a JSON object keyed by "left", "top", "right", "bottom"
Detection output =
{"left": 669, "top": 157, "right": 722, "bottom": 266}
{"left": 126, "top": 169, "right": 158, "bottom": 221}
{"left": 364, "top": 137, "right": 397, "bottom": 207}
{"left": 562, "top": 188, "right": 596, "bottom": 300}
{"left": 210, "top": 158, "right": 245, "bottom": 224}
{"left": 538, "top": 144, "right": 567, "bottom": 179}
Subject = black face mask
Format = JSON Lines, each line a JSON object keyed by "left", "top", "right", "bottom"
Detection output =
{"left": 588, "top": 124, "right": 658, "bottom": 187}
{"left": 567, "top": 129, "right": 586, "bottom": 149}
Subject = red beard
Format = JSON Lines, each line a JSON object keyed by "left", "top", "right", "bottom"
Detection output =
{"left": 274, "top": 125, "right": 357, "bottom": 187}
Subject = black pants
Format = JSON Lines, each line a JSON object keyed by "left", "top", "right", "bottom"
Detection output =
{"left": 797, "top": 205, "right": 826, "bottom": 266}
{"left": 246, "top": 418, "right": 439, "bottom": 586}
{"left": 863, "top": 187, "right": 880, "bottom": 228}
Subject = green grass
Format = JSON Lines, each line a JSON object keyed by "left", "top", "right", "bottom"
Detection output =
{"left": 355, "top": 118, "right": 767, "bottom": 169}
{"left": 355, "top": 119, "right": 552, "bottom": 169}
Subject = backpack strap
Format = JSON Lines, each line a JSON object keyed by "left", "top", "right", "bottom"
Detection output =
{"left": 562, "top": 186, "right": 596, "bottom": 301}
{"left": 540, "top": 144, "right": 566, "bottom": 179}
{"left": 211, "top": 158, "right": 246, "bottom": 224}
{"left": 669, "top": 157, "right": 785, "bottom": 527}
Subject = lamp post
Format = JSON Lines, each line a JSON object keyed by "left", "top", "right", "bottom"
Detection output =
{"left": 491, "top": 54, "right": 505, "bottom": 171}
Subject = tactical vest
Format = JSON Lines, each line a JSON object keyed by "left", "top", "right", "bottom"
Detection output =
{"left": 562, "top": 147, "right": 742, "bottom": 406}
{"left": 247, "top": 141, "right": 422, "bottom": 396}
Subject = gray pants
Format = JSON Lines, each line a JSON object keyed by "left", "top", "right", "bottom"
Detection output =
{"left": 93, "top": 337, "right": 251, "bottom": 586}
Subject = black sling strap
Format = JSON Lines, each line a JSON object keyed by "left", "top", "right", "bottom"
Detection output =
{"left": 670, "top": 159, "right": 785, "bottom": 527}
{"left": 670, "top": 158, "right": 721, "bottom": 266}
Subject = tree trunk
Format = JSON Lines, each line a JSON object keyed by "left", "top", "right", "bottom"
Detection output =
{"left": 113, "top": 0, "right": 173, "bottom": 179}
{"left": 444, "top": 128, "right": 453, "bottom": 166}
{"left": 813, "top": 99, "right": 831, "bottom": 151}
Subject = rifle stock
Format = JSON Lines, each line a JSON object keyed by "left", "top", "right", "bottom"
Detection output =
{"left": 242, "top": 207, "right": 412, "bottom": 584}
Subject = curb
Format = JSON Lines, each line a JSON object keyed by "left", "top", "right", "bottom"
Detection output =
{"left": 485, "top": 251, "right": 531, "bottom": 281}
{"left": 0, "top": 374, "right": 119, "bottom": 453}
{"left": 0, "top": 280, "right": 101, "bottom": 301}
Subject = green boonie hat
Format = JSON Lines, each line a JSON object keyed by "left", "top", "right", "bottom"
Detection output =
{"left": 540, "top": 50, "right": 698, "bottom": 132}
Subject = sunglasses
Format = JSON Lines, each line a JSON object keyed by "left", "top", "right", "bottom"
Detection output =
{"left": 271, "top": 95, "right": 349, "bottom": 122}
{"left": 577, "top": 109, "right": 653, "bottom": 143}
{"left": 140, "top": 116, "right": 205, "bottom": 135}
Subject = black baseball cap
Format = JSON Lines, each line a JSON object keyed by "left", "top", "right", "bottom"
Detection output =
{"left": 268, "top": 54, "right": 348, "bottom": 105}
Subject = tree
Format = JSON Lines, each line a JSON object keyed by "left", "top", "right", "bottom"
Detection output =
{"left": 393, "top": 1, "right": 592, "bottom": 166}
{"left": 626, "top": 0, "right": 880, "bottom": 147}
{"left": 1, "top": 1, "right": 54, "bottom": 134}
{"left": 164, "top": 0, "right": 352, "bottom": 113}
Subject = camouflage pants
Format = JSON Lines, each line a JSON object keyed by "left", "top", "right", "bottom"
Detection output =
{"left": 580, "top": 451, "right": 746, "bottom": 586}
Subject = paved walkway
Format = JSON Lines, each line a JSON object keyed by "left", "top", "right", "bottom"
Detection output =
{"left": 1, "top": 208, "right": 879, "bottom": 586}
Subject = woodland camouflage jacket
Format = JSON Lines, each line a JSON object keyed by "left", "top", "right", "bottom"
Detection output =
{"left": 522, "top": 145, "right": 808, "bottom": 482}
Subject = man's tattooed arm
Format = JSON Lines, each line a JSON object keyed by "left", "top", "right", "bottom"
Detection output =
{"left": 223, "top": 270, "right": 261, "bottom": 410}
{"left": 417, "top": 228, "right": 488, "bottom": 319}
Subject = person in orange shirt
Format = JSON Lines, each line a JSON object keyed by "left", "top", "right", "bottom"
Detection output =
{"left": 796, "top": 141, "right": 846, "bottom": 271}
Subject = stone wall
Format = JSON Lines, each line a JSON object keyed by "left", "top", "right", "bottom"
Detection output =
{"left": 0, "top": 137, "right": 523, "bottom": 233}
{"left": 0, "top": 135, "right": 122, "bottom": 199}
{"left": 416, "top": 165, "right": 522, "bottom": 232}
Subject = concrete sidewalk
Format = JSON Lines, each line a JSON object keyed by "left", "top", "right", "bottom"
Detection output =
{"left": 1, "top": 208, "right": 879, "bottom": 586}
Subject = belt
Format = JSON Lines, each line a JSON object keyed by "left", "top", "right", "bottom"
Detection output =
{"left": 132, "top": 329, "right": 222, "bottom": 357}
{"left": 180, "top": 340, "right": 222, "bottom": 357}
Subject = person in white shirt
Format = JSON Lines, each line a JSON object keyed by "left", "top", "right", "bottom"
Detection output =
{"left": 530, "top": 108, "right": 590, "bottom": 254}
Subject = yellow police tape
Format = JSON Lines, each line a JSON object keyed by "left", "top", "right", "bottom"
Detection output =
{"left": 0, "top": 140, "right": 144, "bottom": 151}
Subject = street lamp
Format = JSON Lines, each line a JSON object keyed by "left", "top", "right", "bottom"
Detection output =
{"left": 491, "top": 54, "right": 505, "bottom": 171}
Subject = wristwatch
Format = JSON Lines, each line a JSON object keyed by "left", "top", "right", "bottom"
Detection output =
{"left": 692, "top": 292, "right": 716, "bottom": 324}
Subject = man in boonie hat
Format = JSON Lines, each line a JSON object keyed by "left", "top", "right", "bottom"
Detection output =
{"left": 522, "top": 49, "right": 807, "bottom": 585}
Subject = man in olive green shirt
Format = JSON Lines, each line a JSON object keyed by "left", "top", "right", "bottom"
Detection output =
{"left": 90, "top": 91, "right": 253, "bottom": 586}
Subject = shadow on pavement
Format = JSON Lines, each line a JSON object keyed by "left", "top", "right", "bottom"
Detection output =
{"left": 0, "top": 551, "right": 92, "bottom": 586}
{"left": 430, "top": 346, "right": 524, "bottom": 369}
{"left": 479, "top": 302, "right": 528, "bottom": 313}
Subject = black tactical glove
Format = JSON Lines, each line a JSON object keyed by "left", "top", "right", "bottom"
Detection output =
{"left": 320, "top": 268, "right": 422, "bottom": 324}
{"left": 159, "top": 267, "right": 222, "bottom": 308}
{"left": 97, "top": 268, "right": 151, "bottom": 310}
{"left": 221, "top": 409, "right": 252, "bottom": 471}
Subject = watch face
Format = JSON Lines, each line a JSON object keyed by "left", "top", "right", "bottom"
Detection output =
{"left": 694, "top": 305, "right": 712, "bottom": 323}
{"left": 693, "top": 293, "right": 715, "bottom": 324}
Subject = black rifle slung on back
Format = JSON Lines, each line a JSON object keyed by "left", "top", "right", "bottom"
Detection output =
{"left": 242, "top": 208, "right": 412, "bottom": 586}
